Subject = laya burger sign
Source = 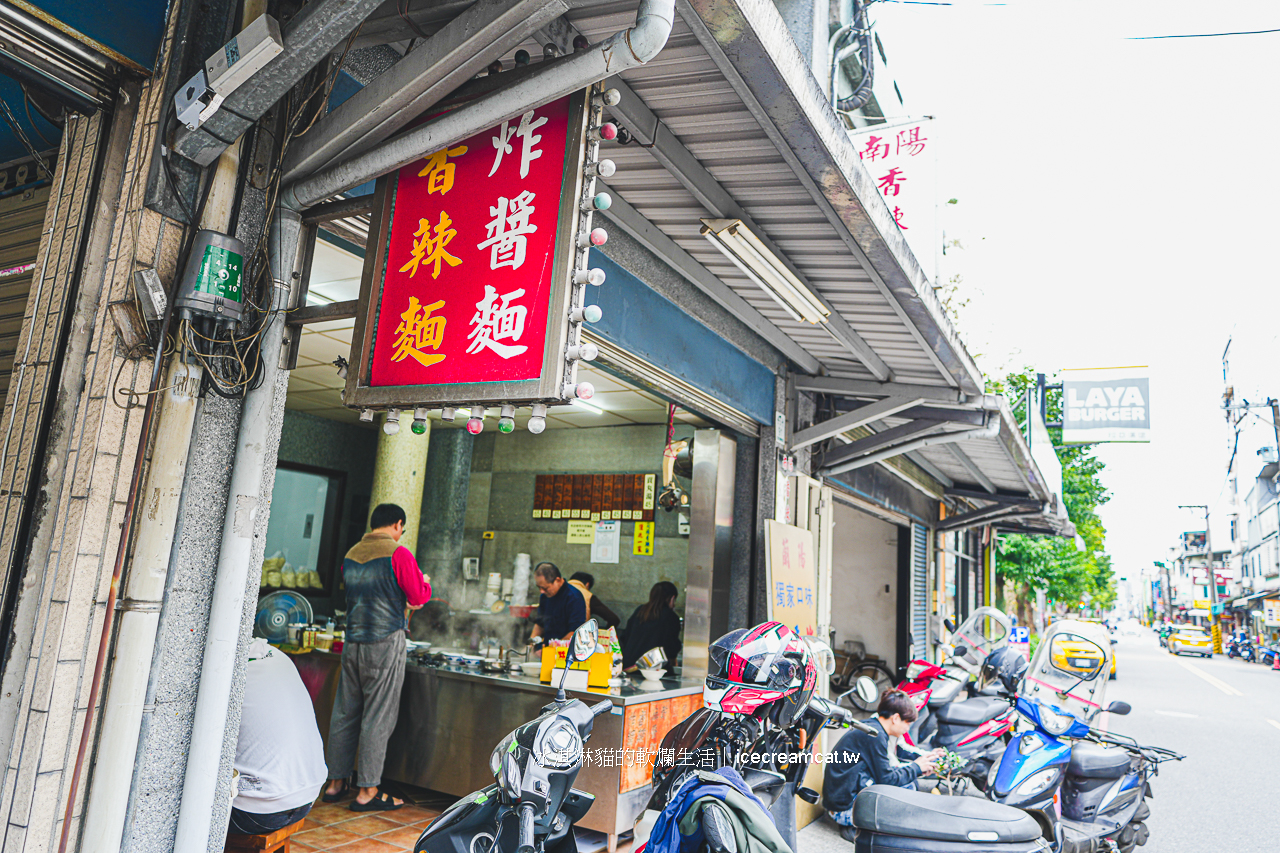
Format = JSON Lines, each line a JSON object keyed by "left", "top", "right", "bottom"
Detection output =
{"left": 1061, "top": 366, "right": 1150, "bottom": 444}
{"left": 344, "top": 84, "right": 621, "bottom": 435}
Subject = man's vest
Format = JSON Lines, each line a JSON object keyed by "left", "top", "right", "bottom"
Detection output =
{"left": 343, "top": 532, "right": 407, "bottom": 643}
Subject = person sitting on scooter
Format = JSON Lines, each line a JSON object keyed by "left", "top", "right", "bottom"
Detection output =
{"left": 823, "top": 689, "right": 943, "bottom": 839}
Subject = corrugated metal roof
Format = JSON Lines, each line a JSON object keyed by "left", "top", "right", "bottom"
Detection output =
{"left": 555, "top": 0, "right": 956, "bottom": 385}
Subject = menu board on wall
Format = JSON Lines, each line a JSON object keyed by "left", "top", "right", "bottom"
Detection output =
{"left": 533, "top": 474, "right": 657, "bottom": 521}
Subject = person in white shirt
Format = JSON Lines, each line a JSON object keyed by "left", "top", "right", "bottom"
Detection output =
{"left": 229, "top": 638, "right": 328, "bottom": 834}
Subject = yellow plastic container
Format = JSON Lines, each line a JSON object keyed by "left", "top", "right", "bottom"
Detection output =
{"left": 540, "top": 646, "right": 612, "bottom": 688}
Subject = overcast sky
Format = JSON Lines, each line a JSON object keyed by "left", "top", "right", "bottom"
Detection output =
{"left": 866, "top": 2, "right": 1280, "bottom": 579}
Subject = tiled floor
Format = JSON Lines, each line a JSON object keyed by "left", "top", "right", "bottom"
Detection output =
{"left": 290, "top": 794, "right": 440, "bottom": 853}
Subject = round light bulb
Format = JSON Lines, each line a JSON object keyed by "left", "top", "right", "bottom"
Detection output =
{"left": 575, "top": 381, "right": 595, "bottom": 400}
{"left": 583, "top": 304, "right": 603, "bottom": 323}
{"left": 411, "top": 420, "right": 427, "bottom": 435}
{"left": 383, "top": 419, "right": 400, "bottom": 436}
{"left": 596, "top": 159, "right": 615, "bottom": 177}
{"left": 528, "top": 416, "right": 546, "bottom": 435}
{"left": 593, "top": 192, "right": 612, "bottom": 211}
{"left": 599, "top": 122, "right": 617, "bottom": 140}
{"left": 466, "top": 418, "right": 484, "bottom": 435}
{"left": 498, "top": 417, "right": 515, "bottom": 434}
{"left": 589, "top": 228, "right": 607, "bottom": 246}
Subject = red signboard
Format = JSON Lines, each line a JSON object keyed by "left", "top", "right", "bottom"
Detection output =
{"left": 369, "top": 96, "right": 574, "bottom": 387}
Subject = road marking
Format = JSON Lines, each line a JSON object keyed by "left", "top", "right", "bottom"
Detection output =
{"left": 1155, "top": 710, "right": 1198, "bottom": 718}
{"left": 1267, "top": 720, "right": 1280, "bottom": 731}
{"left": 1173, "top": 658, "right": 1243, "bottom": 696}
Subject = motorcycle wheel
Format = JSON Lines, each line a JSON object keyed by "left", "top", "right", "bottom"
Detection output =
{"left": 841, "top": 662, "right": 896, "bottom": 713}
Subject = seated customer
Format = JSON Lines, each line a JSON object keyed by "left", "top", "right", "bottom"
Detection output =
{"left": 230, "top": 638, "right": 327, "bottom": 834}
{"left": 568, "top": 571, "right": 621, "bottom": 630}
{"left": 530, "top": 561, "right": 587, "bottom": 642}
{"left": 822, "top": 689, "right": 942, "bottom": 838}
{"left": 621, "top": 581, "right": 681, "bottom": 671}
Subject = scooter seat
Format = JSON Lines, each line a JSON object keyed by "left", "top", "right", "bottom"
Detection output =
{"left": 926, "top": 678, "right": 965, "bottom": 708}
{"left": 1067, "top": 743, "right": 1130, "bottom": 779}
{"left": 933, "top": 696, "right": 1007, "bottom": 727}
{"left": 853, "top": 785, "right": 1043, "bottom": 843}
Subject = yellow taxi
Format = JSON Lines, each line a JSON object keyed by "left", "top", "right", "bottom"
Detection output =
{"left": 1077, "top": 618, "right": 1118, "bottom": 680}
{"left": 1051, "top": 634, "right": 1108, "bottom": 675}
{"left": 1168, "top": 624, "right": 1212, "bottom": 658}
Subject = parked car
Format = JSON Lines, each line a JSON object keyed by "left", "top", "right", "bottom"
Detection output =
{"left": 1168, "top": 625, "right": 1212, "bottom": 657}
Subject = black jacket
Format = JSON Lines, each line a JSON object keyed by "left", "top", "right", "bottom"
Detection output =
{"left": 621, "top": 606, "right": 681, "bottom": 669}
{"left": 822, "top": 718, "right": 921, "bottom": 813}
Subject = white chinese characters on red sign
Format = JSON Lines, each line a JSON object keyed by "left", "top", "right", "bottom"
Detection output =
{"left": 370, "top": 97, "right": 573, "bottom": 387}
{"left": 853, "top": 120, "right": 936, "bottom": 279}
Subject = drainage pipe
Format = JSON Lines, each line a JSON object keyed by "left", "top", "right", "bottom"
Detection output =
{"left": 279, "top": 0, "right": 674, "bottom": 209}
{"left": 79, "top": 361, "right": 203, "bottom": 853}
{"left": 171, "top": 207, "right": 301, "bottom": 853}
{"left": 823, "top": 415, "right": 1001, "bottom": 477}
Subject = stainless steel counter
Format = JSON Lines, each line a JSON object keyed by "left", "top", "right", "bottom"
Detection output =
{"left": 381, "top": 663, "right": 703, "bottom": 848}
{"left": 292, "top": 647, "right": 702, "bottom": 850}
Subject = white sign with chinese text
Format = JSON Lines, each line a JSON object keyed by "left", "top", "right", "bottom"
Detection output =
{"left": 850, "top": 119, "right": 937, "bottom": 281}
{"left": 591, "top": 521, "right": 620, "bottom": 564}
{"left": 764, "top": 520, "right": 818, "bottom": 637}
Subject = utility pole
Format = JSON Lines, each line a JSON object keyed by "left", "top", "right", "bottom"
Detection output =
{"left": 1179, "top": 504, "right": 1221, "bottom": 652}
{"left": 1154, "top": 561, "right": 1173, "bottom": 623}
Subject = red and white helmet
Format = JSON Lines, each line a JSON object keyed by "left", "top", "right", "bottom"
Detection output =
{"left": 703, "top": 622, "right": 818, "bottom": 727}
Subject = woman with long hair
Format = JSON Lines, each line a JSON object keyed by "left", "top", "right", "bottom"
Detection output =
{"left": 621, "top": 581, "right": 681, "bottom": 671}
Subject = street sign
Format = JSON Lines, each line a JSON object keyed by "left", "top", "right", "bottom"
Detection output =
{"left": 343, "top": 86, "right": 614, "bottom": 428}
{"left": 1061, "top": 366, "right": 1150, "bottom": 444}
{"left": 1009, "top": 625, "right": 1030, "bottom": 661}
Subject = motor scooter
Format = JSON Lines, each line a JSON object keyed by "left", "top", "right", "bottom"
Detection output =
{"left": 984, "top": 621, "right": 1183, "bottom": 853}
{"left": 413, "top": 621, "right": 612, "bottom": 853}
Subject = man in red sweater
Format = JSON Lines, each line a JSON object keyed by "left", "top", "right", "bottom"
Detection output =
{"left": 321, "top": 503, "right": 431, "bottom": 811}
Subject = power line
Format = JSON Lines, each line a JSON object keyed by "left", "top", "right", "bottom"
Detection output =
{"left": 1128, "top": 28, "right": 1280, "bottom": 40}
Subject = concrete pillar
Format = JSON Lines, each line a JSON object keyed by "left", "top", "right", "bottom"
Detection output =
{"left": 416, "top": 427, "right": 473, "bottom": 589}
{"left": 369, "top": 415, "right": 431, "bottom": 553}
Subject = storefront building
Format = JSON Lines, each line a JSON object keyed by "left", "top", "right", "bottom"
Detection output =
{"left": 0, "top": 0, "right": 1072, "bottom": 850}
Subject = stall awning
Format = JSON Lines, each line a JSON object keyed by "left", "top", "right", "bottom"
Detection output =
{"left": 281, "top": 0, "right": 1066, "bottom": 522}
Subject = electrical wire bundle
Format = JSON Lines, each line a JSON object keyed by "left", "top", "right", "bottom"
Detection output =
{"left": 156, "top": 23, "right": 362, "bottom": 400}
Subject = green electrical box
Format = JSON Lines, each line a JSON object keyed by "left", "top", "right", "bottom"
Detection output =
{"left": 175, "top": 230, "right": 247, "bottom": 322}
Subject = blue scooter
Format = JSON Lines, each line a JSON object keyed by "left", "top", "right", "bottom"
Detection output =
{"left": 985, "top": 697, "right": 1182, "bottom": 853}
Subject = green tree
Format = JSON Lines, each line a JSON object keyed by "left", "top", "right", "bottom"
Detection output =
{"left": 988, "top": 369, "right": 1116, "bottom": 621}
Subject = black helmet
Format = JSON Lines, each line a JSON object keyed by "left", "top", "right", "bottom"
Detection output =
{"left": 982, "top": 647, "right": 1027, "bottom": 693}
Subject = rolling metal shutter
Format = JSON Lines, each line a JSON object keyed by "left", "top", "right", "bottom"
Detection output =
{"left": 911, "top": 523, "right": 929, "bottom": 660}
{"left": 0, "top": 185, "right": 50, "bottom": 409}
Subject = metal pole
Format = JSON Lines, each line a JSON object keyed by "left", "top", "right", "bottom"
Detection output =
{"left": 172, "top": 208, "right": 300, "bottom": 852}
{"left": 1270, "top": 398, "right": 1280, "bottom": 458}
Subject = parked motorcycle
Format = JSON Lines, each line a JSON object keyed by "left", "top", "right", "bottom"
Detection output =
{"left": 648, "top": 626, "right": 879, "bottom": 814}
{"left": 894, "top": 607, "right": 1017, "bottom": 785}
{"left": 1226, "top": 633, "right": 1256, "bottom": 662}
{"left": 985, "top": 620, "right": 1183, "bottom": 853}
{"left": 412, "top": 620, "right": 611, "bottom": 853}
{"left": 845, "top": 784, "right": 1051, "bottom": 852}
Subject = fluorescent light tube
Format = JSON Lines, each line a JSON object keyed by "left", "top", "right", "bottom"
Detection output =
{"left": 571, "top": 399, "right": 605, "bottom": 415}
{"left": 700, "top": 219, "right": 830, "bottom": 324}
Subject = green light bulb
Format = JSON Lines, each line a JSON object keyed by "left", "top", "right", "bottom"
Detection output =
{"left": 411, "top": 420, "right": 427, "bottom": 435}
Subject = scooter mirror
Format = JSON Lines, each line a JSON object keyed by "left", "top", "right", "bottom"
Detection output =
{"left": 943, "top": 618, "right": 956, "bottom": 634}
{"left": 1107, "top": 700, "right": 1131, "bottom": 716}
{"left": 570, "top": 619, "right": 600, "bottom": 663}
{"left": 855, "top": 675, "right": 879, "bottom": 707}
{"left": 953, "top": 645, "right": 969, "bottom": 659}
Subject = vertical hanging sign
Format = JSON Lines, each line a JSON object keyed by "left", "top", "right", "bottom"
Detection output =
{"left": 346, "top": 85, "right": 621, "bottom": 434}
{"left": 850, "top": 119, "right": 936, "bottom": 280}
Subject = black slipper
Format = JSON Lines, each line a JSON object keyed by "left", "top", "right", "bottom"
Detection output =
{"left": 321, "top": 780, "right": 351, "bottom": 803}
{"left": 349, "top": 789, "right": 404, "bottom": 811}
